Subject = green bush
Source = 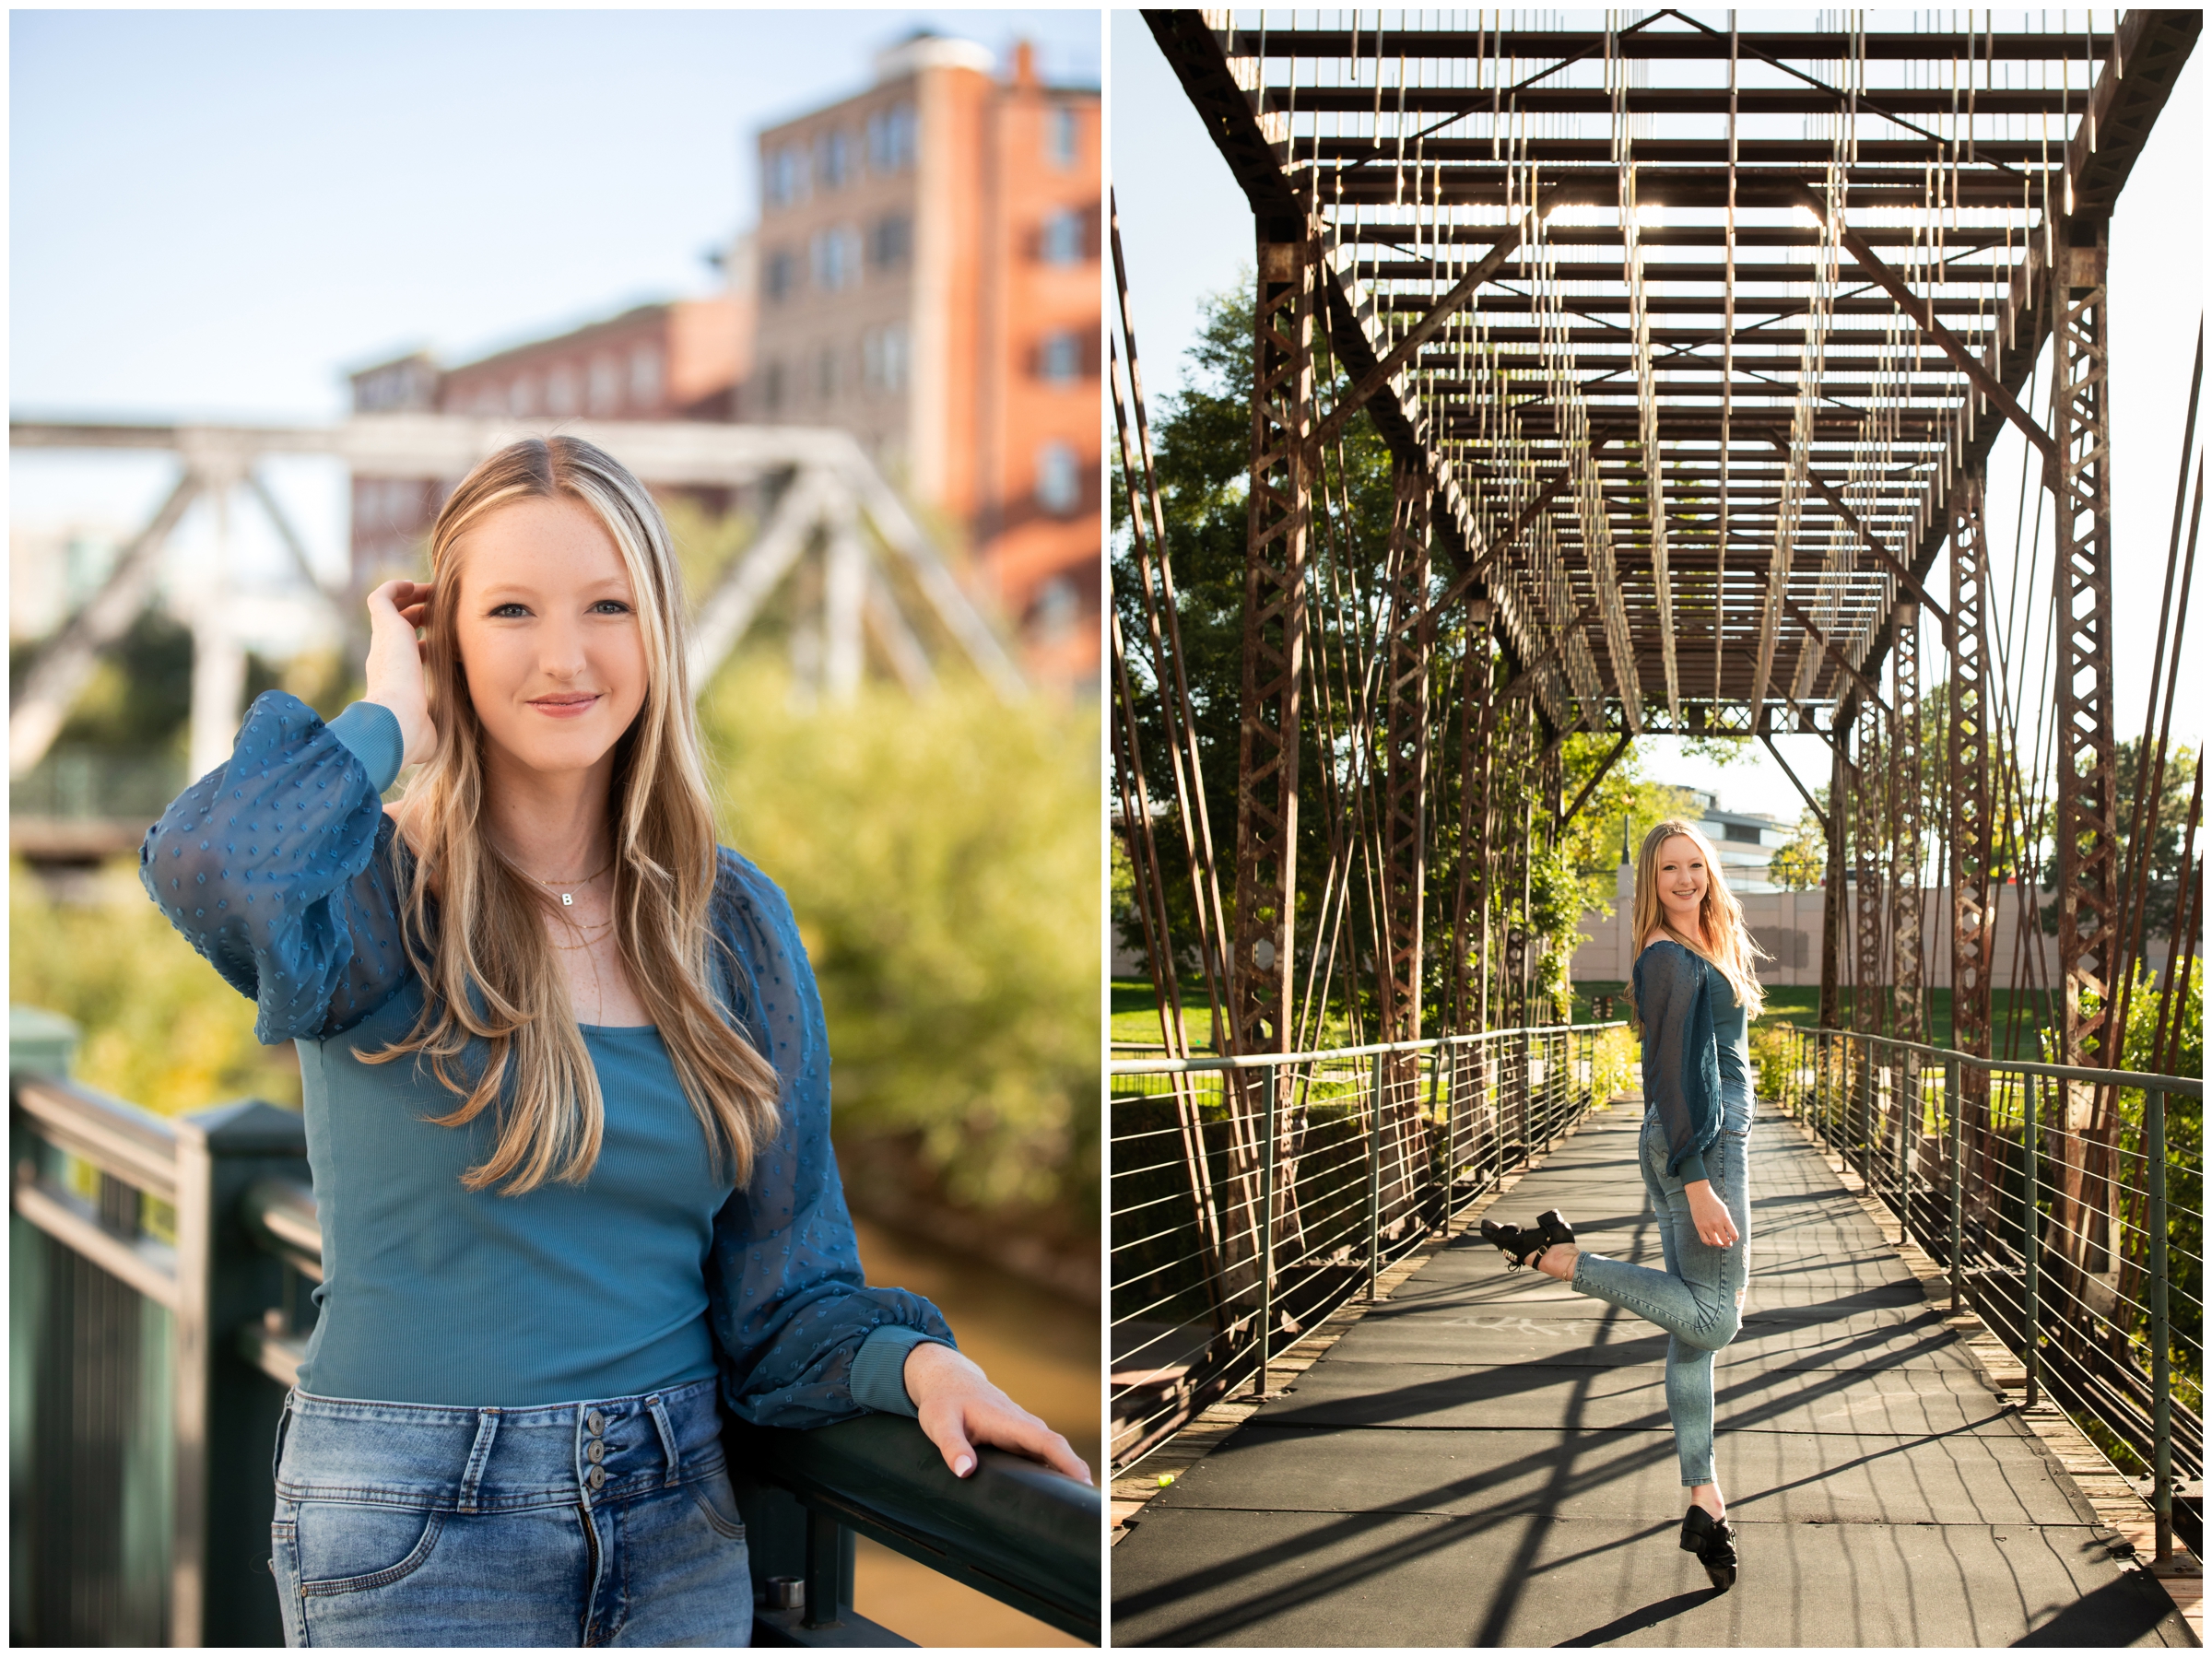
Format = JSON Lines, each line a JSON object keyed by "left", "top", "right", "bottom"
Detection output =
{"left": 11, "top": 862, "right": 301, "bottom": 1115}
{"left": 698, "top": 664, "right": 1100, "bottom": 1223}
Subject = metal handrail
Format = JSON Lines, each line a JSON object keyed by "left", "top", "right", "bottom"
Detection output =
{"left": 11, "top": 1058, "right": 1101, "bottom": 1645}
{"left": 1772, "top": 1021, "right": 2201, "bottom": 1568}
{"left": 1111, "top": 1021, "right": 1601, "bottom": 1075}
{"left": 1111, "top": 1021, "right": 1627, "bottom": 1471}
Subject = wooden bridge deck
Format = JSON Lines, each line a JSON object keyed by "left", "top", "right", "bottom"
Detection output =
{"left": 1112, "top": 1099, "right": 2193, "bottom": 1647}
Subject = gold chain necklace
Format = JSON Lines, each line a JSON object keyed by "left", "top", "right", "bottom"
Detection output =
{"left": 536, "top": 856, "right": 614, "bottom": 908}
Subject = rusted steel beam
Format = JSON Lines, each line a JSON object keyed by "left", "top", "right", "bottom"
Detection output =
{"left": 1779, "top": 595, "right": 1886, "bottom": 714}
{"left": 1287, "top": 87, "right": 2094, "bottom": 117}
{"left": 1308, "top": 225, "right": 1527, "bottom": 457}
{"left": 1378, "top": 461, "right": 1433, "bottom": 1048}
{"left": 2065, "top": 11, "right": 2202, "bottom": 219}
{"left": 1820, "top": 711, "right": 1852, "bottom": 1028}
{"left": 1448, "top": 600, "right": 1499, "bottom": 1036}
{"left": 1230, "top": 226, "right": 1319, "bottom": 1060}
{"left": 1759, "top": 733, "right": 1828, "bottom": 838}
{"left": 2049, "top": 222, "right": 2121, "bottom": 1087}
{"left": 1795, "top": 186, "right": 2057, "bottom": 473}
{"left": 1947, "top": 477, "right": 1998, "bottom": 1068}
{"left": 1559, "top": 734, "right": 1632, "bottom": 830}
{"left": 1889, "top": 605, "right": 1925, "bottom": 1046}
{"left": 1225, "top": 28, "right": 2111, "bottom": 60}
{"left": 1853, "top": 695, "right": 1887, "bottom": 1037}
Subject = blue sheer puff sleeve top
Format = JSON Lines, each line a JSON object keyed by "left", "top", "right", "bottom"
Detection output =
{"left": 140, "top": 689, "right": 954, "bottom": 1418}
{"left": 1631, "top": 938, "right": 1724, "bottom": 1185}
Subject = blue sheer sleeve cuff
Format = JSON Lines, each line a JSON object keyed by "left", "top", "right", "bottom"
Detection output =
{"left": 848, "top": 1324, "right": 953, "bottom": 1417}
{"left": 327, "top": 701, "right": 405, "bottom": 794}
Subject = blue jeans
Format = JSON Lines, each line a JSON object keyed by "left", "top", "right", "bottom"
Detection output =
{"left": 270, "top": 1376, "right": 750, "bottom": 1646}
{"left": 1570, "top": 1101, "right": 1754, "bottom": 1487}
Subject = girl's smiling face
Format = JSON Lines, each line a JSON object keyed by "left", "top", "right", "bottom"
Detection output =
{"left": 1654, "top": 834, "right": 1711, "bottom": 934}
{"left": 449, "top": 495, "right": 649, "bottom": 779}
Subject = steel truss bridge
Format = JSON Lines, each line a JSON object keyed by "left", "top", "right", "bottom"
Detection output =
{"left": 1110, "top": 3, "right": 2202, "bottom": 1524}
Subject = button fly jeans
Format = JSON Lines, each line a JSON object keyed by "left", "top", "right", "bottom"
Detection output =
{"left": 1569, "top": 1102, "right": 1754, "bottom": 1487}
{"left": 270, "top": 1375, "right": 749, "bottom": 1646}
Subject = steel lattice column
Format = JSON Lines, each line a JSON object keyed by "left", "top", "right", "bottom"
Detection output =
{"left": 1379, "top": 463, "right": 1434, "bottom": 1045}
{"left": 1890, "top": 604, "right": 1924, "bottom": 1044}
{"left": 1947, "top": 478, "right": 1997, "bottom": 1062}
{"left": 2048, "top": 221, "right": 2121, "bottom": 1078}
{"left": 1448, "top": 600, "right": 1497, "bottom": 1035}
{"left": 1853, "top": 694, "right": 1886, "bottom": 1036}
{"left": 1230, "top": 221, "right": 1319, "bottom": 1058}
{"left": 1820, "top": 711, "right": 1851, "bottom": 1028}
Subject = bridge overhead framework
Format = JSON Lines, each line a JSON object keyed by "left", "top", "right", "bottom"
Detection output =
{"left": 1109, "top": 6, "right": 2204, "bottom": 1597}
{"left": 1117, "top": 7, "right": 2200, "bottom": 1075}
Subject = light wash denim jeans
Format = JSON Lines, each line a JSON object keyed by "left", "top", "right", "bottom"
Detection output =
{"left": 270, "top": 1375, "right": 749, "bottom": 1646}
{"left": 1570, "top": 1099, "right": 1754, "bottom": 1487}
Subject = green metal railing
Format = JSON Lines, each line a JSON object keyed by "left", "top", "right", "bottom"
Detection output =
{"left": 1110, "top": 1022, "right": 1624, "bottom": 1472}
{"left": 10, "top": 1013, "right": 1100, "bottom": 1646}
{"left": 1775, "top": 1022, "right": 2202, "bottom": 1567}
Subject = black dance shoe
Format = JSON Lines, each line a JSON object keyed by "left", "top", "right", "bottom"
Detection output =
{"left": 1679, "top": 1503, "right": 1738, "bottom": 1591}
{"left": 1480, "top": 1209, "right": 1575, "bottom": 1271}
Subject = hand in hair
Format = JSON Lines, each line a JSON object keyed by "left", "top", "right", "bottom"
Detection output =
{"left": 902, "top": 1339, "right": 1091, "bottom": 1486}
{"left": 364, "top": 579, "right": 440, "bottom": 770}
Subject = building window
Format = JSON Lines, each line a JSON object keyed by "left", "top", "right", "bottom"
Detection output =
{"left": 817, "top": 345, "right": 841, "bottom": 401}
{"left": 764, "top": 248, "right": 795, "bottom": 302}
{"left": 509, "top": 374, "right": 540, "bottom": 417}
{"left": 814, "top": 128, "right": 852, "bottom": 191}
{"left": 810, "top": 226, "right": 860, "bottom": 291}
{"left": 1038, "top": 330, "right": 1081, "bottom": 385}
{"left": 870, "top": 212, "right": 912, "bottom": 272}
{"left": 630, "top": 347, "right": 663, "bottom": 409}
{"left": 1721, "top": 821, "right": 1762, "bottom": 844}
{"left": 1036, "top": 441, "right": 1080, "bottom": 514}
{"left": 866, "top": 101, "right": 916, "bottom": 172}
{"left": 547, "top": 365, "right": 578, "bottom": 415}
{"left": 864, "top": 323, "right": 910, "bottom": 392}
{"left": 588, "top": 354, "right": 620, "bottom": 414}
{"left": 1046, "top": 106, "right": 1078, "bottom": 170}
{"left": 765, "top": 144, "right": 807, "bottom": 208}
{"left": 1040, "top": 207, "right": 1086, "bottom": 266}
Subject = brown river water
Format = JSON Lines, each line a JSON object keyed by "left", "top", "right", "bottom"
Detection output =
{"left": 849, "top": 1216, "right": 1100, "bottom": 1646}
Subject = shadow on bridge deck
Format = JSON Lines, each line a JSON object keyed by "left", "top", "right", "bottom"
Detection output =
{"left": 1111, "top": 1102, "right": 2190, "bottom": 1648}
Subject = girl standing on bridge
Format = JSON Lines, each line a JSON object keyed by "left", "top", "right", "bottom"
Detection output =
{"left": 1483, "top": 818, "right": 1763, "bottom": 1592}
{"left": 142, "top": 435, "right": 1084, "bottom": 1645}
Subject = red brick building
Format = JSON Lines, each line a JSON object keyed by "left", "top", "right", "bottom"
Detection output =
{"left": 749, "top": 33, "right": 1100, "bottom": 692}
{"left": 343, "top": 32, "right": 1100, "bottom": 695}
{"left": 345, "top": 296, "right": 750, "bottom": 593}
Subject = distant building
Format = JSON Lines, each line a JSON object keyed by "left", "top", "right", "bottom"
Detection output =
{"left": 748, "top": 33, "right": 1101, "bottom": 692}
{"left": 345, "top": 295, "right": 751, "bottom": 594}
{"left": 338, "top": 31, "right": 1099, "bottom": 696}
{"left": 1666, "top": 786, "right": 1785, "bottom": 892}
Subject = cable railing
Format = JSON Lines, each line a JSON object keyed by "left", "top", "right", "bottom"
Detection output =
{"left": 9, "top": 1018, "right": 1100, "bottom": 1647}
{"left": 1774, "top": 1022, "right": 2202, "bottom": 1568}
{"left": 1110, "top": 1021, "right": 1624, "bottom": 1473}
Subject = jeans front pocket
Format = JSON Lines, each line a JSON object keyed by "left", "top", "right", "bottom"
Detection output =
{"left": 293, "top": 1498, "right": 447, "bottom": 1596}
{"left": 687, "top": 1467, "right": 748, "bottom": 1541}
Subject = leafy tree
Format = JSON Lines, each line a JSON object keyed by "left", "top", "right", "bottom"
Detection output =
{"left": 1768, "top": 800, "right": 1828, "bottom": 891}
{"left": 1112, "top": 281, "right": 1689, "bottom": 1037}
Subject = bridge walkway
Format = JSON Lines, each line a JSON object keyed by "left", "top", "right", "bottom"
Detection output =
{"left": 1111, "top": 1099, "right": 2192, "bottom": 1647}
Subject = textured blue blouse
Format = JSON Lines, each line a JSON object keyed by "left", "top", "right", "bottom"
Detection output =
{"left": 141, "top": 690, "right": 953, "bottom": 1418}
{"left": 1631, "top": 938, "right": 1752, "bottom": 1185}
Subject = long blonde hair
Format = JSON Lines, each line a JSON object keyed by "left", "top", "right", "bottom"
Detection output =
{"left": 1629, "top": 817, "right": 1769, "bottom": 1018}
{"left": 362, "top": 436, "right": 781, "bottom": 1194}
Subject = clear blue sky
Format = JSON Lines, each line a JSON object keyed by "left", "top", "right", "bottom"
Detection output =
{"left": 1111, "top": 10, "right": 2203, "bottom": 829}
{"left": 9, "top": 8, "right": 1103, "bottom": 605}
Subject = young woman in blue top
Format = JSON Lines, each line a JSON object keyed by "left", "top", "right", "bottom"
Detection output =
{"left": 143, "top": 436, "right": 1084, "bottom": 1646}
{"left": 1481, "top": 817, "right": 1766, "bottom": 1592}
